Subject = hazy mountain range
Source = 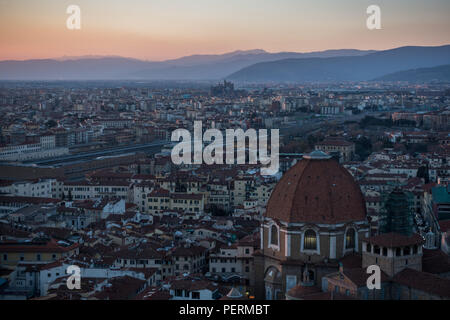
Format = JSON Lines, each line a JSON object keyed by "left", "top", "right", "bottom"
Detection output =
{"left": 0, "top": 49, "right": 374, "bottom": 81}
{"left": 227, "top": 45, "right": 450, "bottom": 82}
{"left": 0, "top": 45, "right": 449, "bottom": 82}
{"left": 374, "top": 64, "right": 450, "bottom": 82}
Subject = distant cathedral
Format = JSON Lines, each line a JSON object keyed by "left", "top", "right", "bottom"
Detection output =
{"left": 210, "top": 80, "right": 235, "bottom": 97}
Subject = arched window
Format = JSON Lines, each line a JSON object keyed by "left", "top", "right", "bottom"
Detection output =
{"left": 304, "top": 230, "right": 317, "bottom": 250}
{"left": 270, "top": 225, "right": 278, "bottom": 246}
{"left": 345, "top": 229, "right": 356, "bottom": 249}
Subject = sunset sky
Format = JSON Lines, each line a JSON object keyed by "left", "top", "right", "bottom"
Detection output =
{"left": 1, "top": 0, "right": 449, "bottom": 61}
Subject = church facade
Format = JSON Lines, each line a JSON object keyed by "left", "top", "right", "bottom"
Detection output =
{"left": 253, "top": 151, "right": 370, "bottom": 299}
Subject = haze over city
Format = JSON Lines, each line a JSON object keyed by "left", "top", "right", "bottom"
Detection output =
{"left": 1, "top": 0, "right": 450, "bottom": 61}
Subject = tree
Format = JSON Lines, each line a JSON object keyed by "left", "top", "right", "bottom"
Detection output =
{"left": 406, "top": 143, "right": 428, "bottom": 154}
{"left": 307, "top": 134, "right": 321, "bottom": 148}
{"left": 353, "top": 137, "right": 373, "bottom": 161}
{"left": 416, "top": 165, "right": 430, "bottom": 184}
{"left": 45, "top": 120, "right": 58, "bottom": 128}
{"left": 382, "top": 140, "right": 394, "bottom": 148}
{"left": 210, "top": 204, "right": 229, "bottom": 217}
{"left": 359, "top": 116, "right": 392, "bottom": 128}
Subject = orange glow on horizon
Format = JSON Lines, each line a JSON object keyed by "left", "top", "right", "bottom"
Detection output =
{"left": 1, "top": 0, "right": 449, "bottom": 61}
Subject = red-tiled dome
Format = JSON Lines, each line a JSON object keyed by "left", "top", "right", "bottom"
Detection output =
{"left": 265, "top": 151, "right": 366, "bottom": 224}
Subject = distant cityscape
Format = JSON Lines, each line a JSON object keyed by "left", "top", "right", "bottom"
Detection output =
{"left": 0, "top": 72, "right": 448, "bottom": 301}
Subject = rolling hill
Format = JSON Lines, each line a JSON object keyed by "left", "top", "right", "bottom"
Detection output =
{"left": 374, "top": 64, "right": 450, "bottom": 82}
{"left": 227, "top": 45, "right": 450, "bottom": 82}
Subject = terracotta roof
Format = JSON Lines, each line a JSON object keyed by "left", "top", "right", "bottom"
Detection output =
{"left": 113, "top": 244, "right": 164, "bottom": 260}
{"left": 19, "top": 261, "right": 63, "bottom": 271}
{"left": 342, "top": 268, "right": 389, "bottom": 287}
{"left": 300, "top": 291, "right": 355, "bottom": 300}
{"left": 148, "top": 188, "right": 170, "bottom": 197}
{"left": 171, "top": 245, "right": 207, "bottom": 257}
{"left": 135, "top": 287, "right": 172, "bottom": 300}
{"left": 392, "top": 268, "right": 450, "bottom": 298}
{"left": 0, "top": 223, "right": 31, "bottom": 238}
{"left": 0, "top": 239, "right": 78, "bottom": 253}
{"left": 94, "top": 276, "right": 147, "bottom": 300}
{"left": 287, "top": 284, "right": 321, "bottom": 299}
{"left": 439, "top": 220, "right": 450, "bottom": 232}
{"left": 170, "top": 193, "right": 203, "bottom": 200}
{"left": 422, "top": 249, "right": 450, "bottom": 274}
{"left": 340, "top": 253, "right": 362, "bottom": 269}
{"left": 265, "top": 157, "right": 367, "bottom": 224}
{"left": 0, "top": 196, "right": 59, "bottom": 204}
{"left": 170, "top": 279, "right": 218, "bottom": 292}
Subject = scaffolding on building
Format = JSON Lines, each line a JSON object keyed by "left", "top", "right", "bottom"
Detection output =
{"left": 379, "top": 185, "right": 415, "bottom": 236}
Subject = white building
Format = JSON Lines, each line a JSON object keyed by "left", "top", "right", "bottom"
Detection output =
{"left": 63, "top": 181, "right": 130, "bottom": 201}
{"left": 0, "top": 179, "right": 56, "bottom": 198}
{"left": 0, "top": 143, "right": 68, "bottom": 161}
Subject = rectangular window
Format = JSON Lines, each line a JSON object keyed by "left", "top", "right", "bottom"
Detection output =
{"left": 192, "top": 292, "right": 200, "bottom": 299}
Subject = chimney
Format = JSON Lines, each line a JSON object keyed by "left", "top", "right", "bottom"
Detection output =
{"left": 339, "top": 262, "right": 344, "bottom": 273}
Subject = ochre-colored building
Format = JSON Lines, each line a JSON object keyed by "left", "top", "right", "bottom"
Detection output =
{"left": 0, "top": 239, "right": 79, "bottom": 267}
